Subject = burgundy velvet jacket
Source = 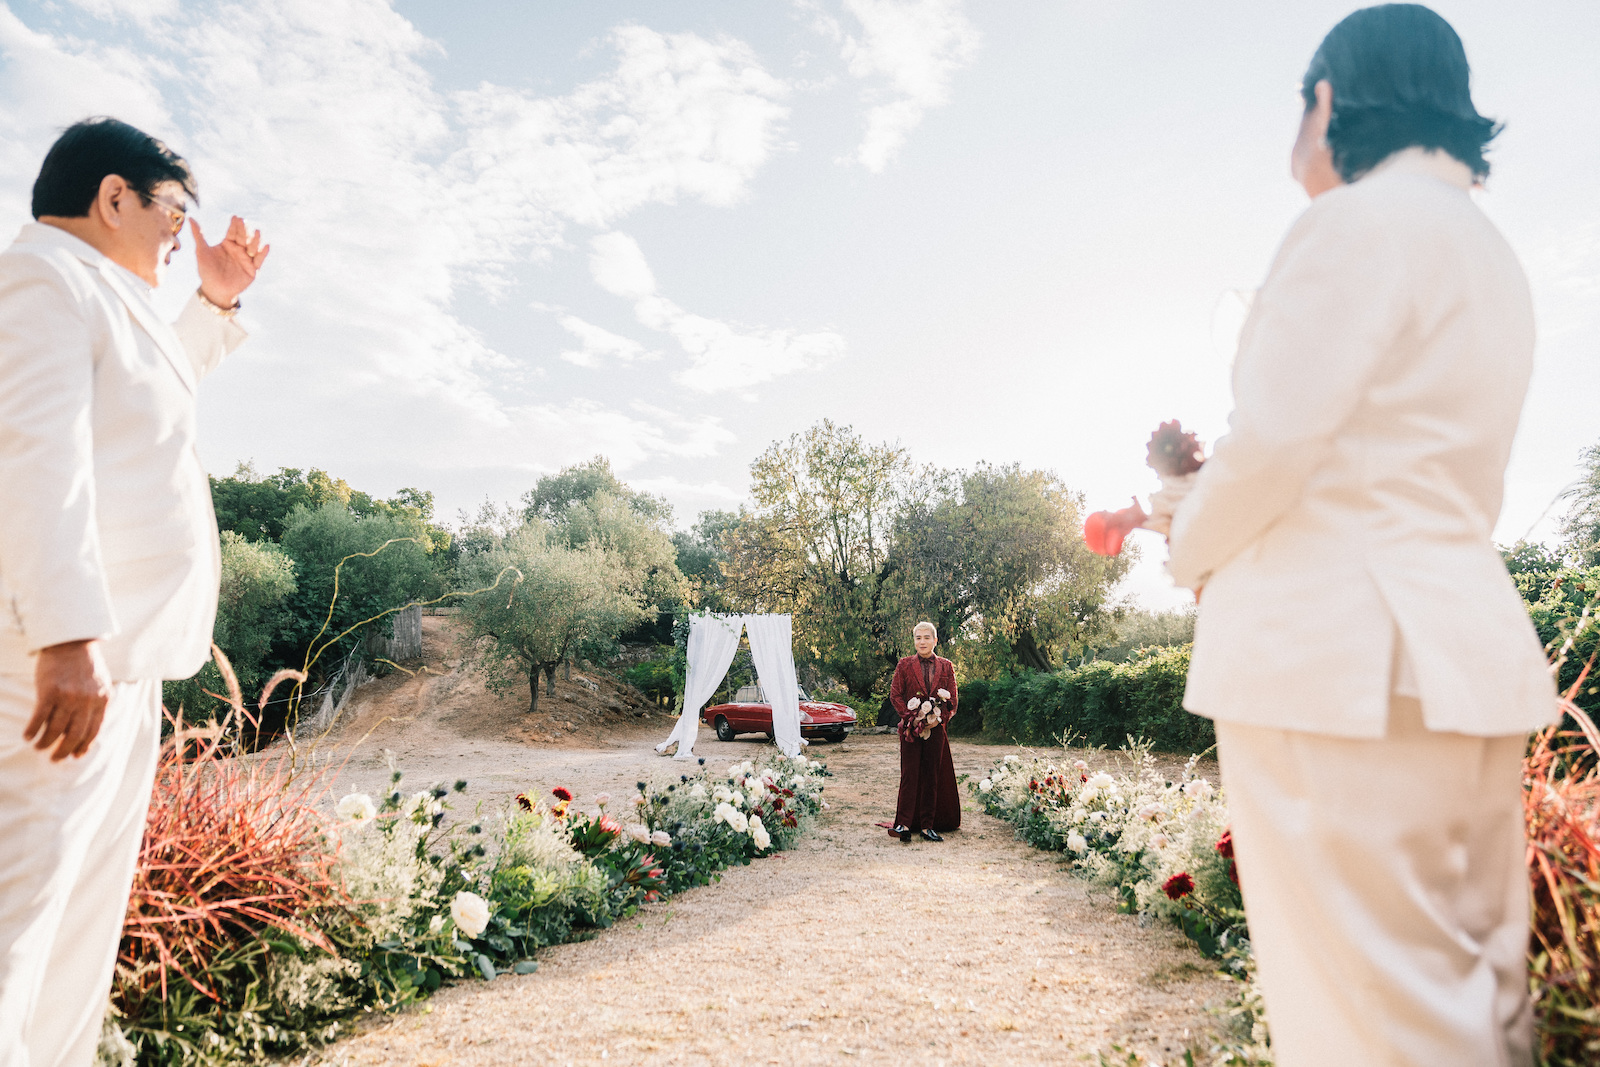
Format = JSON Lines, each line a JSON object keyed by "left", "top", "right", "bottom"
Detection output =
{"left": 889, "top": 654, "right": 958, "bottom": 743}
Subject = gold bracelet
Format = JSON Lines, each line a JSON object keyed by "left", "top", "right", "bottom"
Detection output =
{"left": 196, "top": 288, "right": 240, "bottom": 317}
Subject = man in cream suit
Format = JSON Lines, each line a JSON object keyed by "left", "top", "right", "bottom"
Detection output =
{"left": 1160, "top": 6, "right": 1557, "bottom": 1064}
{"left": 0, "top": 118, "right": 268, "bottom": 1066}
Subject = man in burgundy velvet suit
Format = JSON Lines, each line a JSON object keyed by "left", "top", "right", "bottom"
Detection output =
{"left": 889, "top": 622, "right": 960, "bottom": 841}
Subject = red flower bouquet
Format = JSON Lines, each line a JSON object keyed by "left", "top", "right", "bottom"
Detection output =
{"left": 1083, "top": 420, "right": 1207, "bottom": 557}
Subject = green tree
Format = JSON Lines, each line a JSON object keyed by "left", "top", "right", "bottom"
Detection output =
{"left": 673, "top": 509, "right": 741, "bottom": 610}
{"left": 163, "top": 532, "right": 297, "bottom": 722}
{"left": 457, "top": 521, "right": 650, "bottom": 713}
{"left": 277, "top": 501, "right": 439, "bottom": 668}
{"left": 887, "top": 463, "right": 1133, "bottom": 672}
{"left": 722, "top": 420, "right": 915, "bottom": 698}
{"left": 1561, "top": 440, "right": 1600, "bottom": 566}
{"left": 1093, "top": 607, "right": 1195, "bottom": 663}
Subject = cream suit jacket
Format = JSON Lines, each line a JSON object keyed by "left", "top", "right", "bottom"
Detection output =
{"left": 1169, "top": 148, "right": 1556, "bottom": 739}
{"left": 0, "top": 223, "right": 246, "bottom": 682}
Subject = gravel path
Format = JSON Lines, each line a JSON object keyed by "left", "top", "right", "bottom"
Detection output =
{"left": 310, "top": 727, "right": 1233, "bottom": 1066}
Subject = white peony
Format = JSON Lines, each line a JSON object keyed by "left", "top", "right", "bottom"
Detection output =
{"left": 451, "top": 891, "right": 490, "bottom": 938}
{"left": 937, "top": 688, "right": 950, "bottom": 700}
{"left": 750, "top": 815, "right": 771, "bottom": 851}
{"left": 1066, "top": 832, "right": 1088, "bottom": 854}
{"left": 336, "top": 793, "right": 377, "bottom": 822}
{"left": 651, "top": 830, "right": 672, "bottom": 847}
{"left": 1184, "top": 779, "right": 1215, "bottom": 802}
{"left": 978, "top": 778, "right": 993, "bottom": 793}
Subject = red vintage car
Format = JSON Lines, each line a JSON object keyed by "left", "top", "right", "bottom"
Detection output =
{"left": 702, "top": 684, "right": 857, "bottom": 743}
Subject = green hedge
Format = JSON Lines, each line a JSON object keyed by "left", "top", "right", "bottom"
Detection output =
{"left": 962, "top": 646, "right": 1210, "bottom": 753}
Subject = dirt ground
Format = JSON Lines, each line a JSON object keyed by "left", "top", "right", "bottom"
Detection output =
{"left": 298, "top": 618, "right": 1234, "bottom": 1066}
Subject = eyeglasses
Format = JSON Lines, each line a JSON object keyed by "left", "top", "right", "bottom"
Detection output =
{"left": 141, "top": 192, "right": 188, "bottom": 235}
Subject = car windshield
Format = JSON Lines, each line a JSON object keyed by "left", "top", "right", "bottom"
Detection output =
{"left": 732, "top": 683, "right": 811, "bottom": 703}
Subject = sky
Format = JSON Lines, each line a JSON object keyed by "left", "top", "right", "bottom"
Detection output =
{"left": 0, "top": 0, "right": 1595, "bottom": 610}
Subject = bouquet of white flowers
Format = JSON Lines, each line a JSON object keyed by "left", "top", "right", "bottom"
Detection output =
{"left": 904, "top": 687, "right": 953, "bottom": 741}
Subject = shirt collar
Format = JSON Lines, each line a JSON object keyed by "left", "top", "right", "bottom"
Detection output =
{"left": 1365, "top": 146, "right": 1475, "bottom": 191}
{"left": 15, "top": 222, "right": 155, "bottom": 293}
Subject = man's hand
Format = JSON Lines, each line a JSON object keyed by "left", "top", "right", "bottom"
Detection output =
{"left": 25, "top": 639, "right": 112, "bottom": 761}
{"left": 192, "top": 216, "right": 270, "bottom": 309}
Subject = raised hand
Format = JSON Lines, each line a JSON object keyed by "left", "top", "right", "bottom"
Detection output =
{"left": 192, "top": 215, "right": 269, "bottom": 309}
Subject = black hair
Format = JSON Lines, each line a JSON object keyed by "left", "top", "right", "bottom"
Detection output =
{"left": 31, "top": 116, "right": 198, "bottom": 219}
{"left": 1302, "top": 4, "right": 1501, "bottom": 182}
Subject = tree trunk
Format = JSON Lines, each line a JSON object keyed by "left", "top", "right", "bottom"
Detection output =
{"left": 544, "top": 661, "right": 558, "bottom": 696}
{"left": 1011, "top": 630, "right": 1055, "bottom": 672}
{"left": 528, "top": 667, "right": 540, "bottom": 714}
{"left": 564, "top": 657, "right": 571, "bottom": 682}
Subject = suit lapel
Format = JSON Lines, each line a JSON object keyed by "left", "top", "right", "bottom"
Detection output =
{"left": 93, "top": 262, "right": 196, "bottom": 395}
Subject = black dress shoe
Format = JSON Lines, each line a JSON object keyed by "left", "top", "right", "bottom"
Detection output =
{"left": 892, "top": 824, "right": 911, "bottom": 840}
{"left": 921, "top": 828, "right": 943, "bottom": 842}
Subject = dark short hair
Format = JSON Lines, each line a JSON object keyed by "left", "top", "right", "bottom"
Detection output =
{"left": 31, "top": 117, "right": 198, "bottom": 219}
{"left": 1302, "top": 4, "right": 1500, "bottom": 182}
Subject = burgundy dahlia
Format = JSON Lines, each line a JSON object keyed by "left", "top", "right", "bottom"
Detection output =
{"left": 1146, "top": 420, "right": 1206, "bottom": 477}
{"left": 1215, "top": 828, "right": 1234, "bottom": 859}
{"left": 1163, "top": 872, "right": 1195, "bottom": 900}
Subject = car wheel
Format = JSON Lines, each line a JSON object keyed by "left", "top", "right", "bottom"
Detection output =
{"left": 715, "top": 716, "right": 736, "bottom": 742}
{"left": 826, "top": 729, "right": 847, "bottom": 743}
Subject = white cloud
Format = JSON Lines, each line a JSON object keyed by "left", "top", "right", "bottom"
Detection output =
{"left": 63, "top": 0, "right": 180, "bottom": 23}
{"left": 832, "top": 0, "right": 980, "bottom": 172}
{"left": 557, "top": 314, "right": 653, "bottom": 367}
{"left": 588, "top": 232, "right": 845, "bottom": 392}
{"left": 0, "top": 3, "right": 796, "bottom": 486}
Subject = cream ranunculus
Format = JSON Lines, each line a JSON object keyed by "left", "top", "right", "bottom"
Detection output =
{"left": 451, "top": 891, "right": 490, "bottom": 938}
{"left": 336, "top": 793, "right": 377, "bottom": 822}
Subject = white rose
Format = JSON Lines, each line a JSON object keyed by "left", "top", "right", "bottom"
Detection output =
{"left": 713, "top": 803, "right": 735, "bottom": 825}
{"left": 1088, "top": 772, "right": 1116, "bottom": 791}
{"left": 1184, "top": 779, "right": 1215, "bottom": 802}
{"left": 1066, "top": 832, "right": 1087, "bottom": 854}
{"left": 727, "top": 810, "right": 749, "bottom": 834}
{"left": 907, "top": 697, "right": 921, "bottom": 711}
{"left": 713, "top": 787, "right": 733, "bottom": 804}
{"left": 595, "top": 792, "right": 612, "bottom": 807}
{"left": 1088, "top": 811, "right": 1106, "bottom": 823}
{"left": 978, "top": 778, "right": 993, "bottom": 793}
{"left": 751, "top": 817, "right": 771, "bottom": 851}
{"left": 1079, "top": 786, "right": 1100, "bottom": 805}
{"left": 651, "top": 830, "right": 672, "bottom": 847}
{"left": 1070, "top": 808, "right": 1086, "bottom": 824}
{"left": 690, "top": 783, "right": 708, "bottom": 799}
{"left": 336, "top": 793, "right": 377, "bottom": 822}
{"left": 937, "top": 688, "right": 950, "bottom": 700}
{"left": 451, "top": 891, "right": 490, "bottom": 939}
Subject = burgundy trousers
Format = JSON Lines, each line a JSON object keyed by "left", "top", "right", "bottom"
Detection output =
{"left": 894, "top": 724, "right": 961, "bottom": 833}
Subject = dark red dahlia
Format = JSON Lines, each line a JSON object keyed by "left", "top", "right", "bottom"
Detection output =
{"left": 1162, "top": 872, "right": 1195, "bottom": 900}
{"left": 1146, "top": 420, "right": 1206, "bottom": 477}
{"left": 1215, "top": 828, "right": 1234, "bottom": 859}
{"left": 551, "top": 786, "right": 574, "bottom": 802}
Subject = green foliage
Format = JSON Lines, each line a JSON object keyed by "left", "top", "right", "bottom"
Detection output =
{"left": 975, "top": 646, "right": 1211, "bottom": 753}
{"left": 162, "top": 532, "right": 297, "bottom": 723}
{"left": 888, "top": 462, "right": 1133, "bottom": 671}
{"left": 211, "top": 463, "right": 448, "bottom": 551}
{"left": 1094, "top": 607, "right": 1196, "bottom": 663}
{"left": 621, "top": 648, "right": 678, "bottom": 707}
{"left": 1561, "top": 440, "right": 1600, "bottom": 567}
{"left": 1502, "top": 542, "right": 1600, "bottom": 718}
{"left": 277, "top": 502, "right": 439, "bottom": 664}
{"left": 456, "top": 520, "right": 650, "bottom": 713}
{"left": 673, "top": 509, "right": 740, "bottom": 610}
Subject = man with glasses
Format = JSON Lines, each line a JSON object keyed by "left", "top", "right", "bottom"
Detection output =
{"left": 0, "top": 116, "right": 269, "bottom": 1065}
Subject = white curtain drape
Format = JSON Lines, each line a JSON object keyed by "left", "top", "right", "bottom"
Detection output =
{"left": 745, "top": 613, "right": 802, "bottom": 757}
{"left": 655, "top": 613, "right": 744, "bottom": 761}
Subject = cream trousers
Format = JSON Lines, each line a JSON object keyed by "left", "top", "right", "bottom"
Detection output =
{"left": 0, "top": 674, "right": 160, "bottom": 1067}
{"left": 1216, "top": 696, "right": 1532, "bottom": 1067}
